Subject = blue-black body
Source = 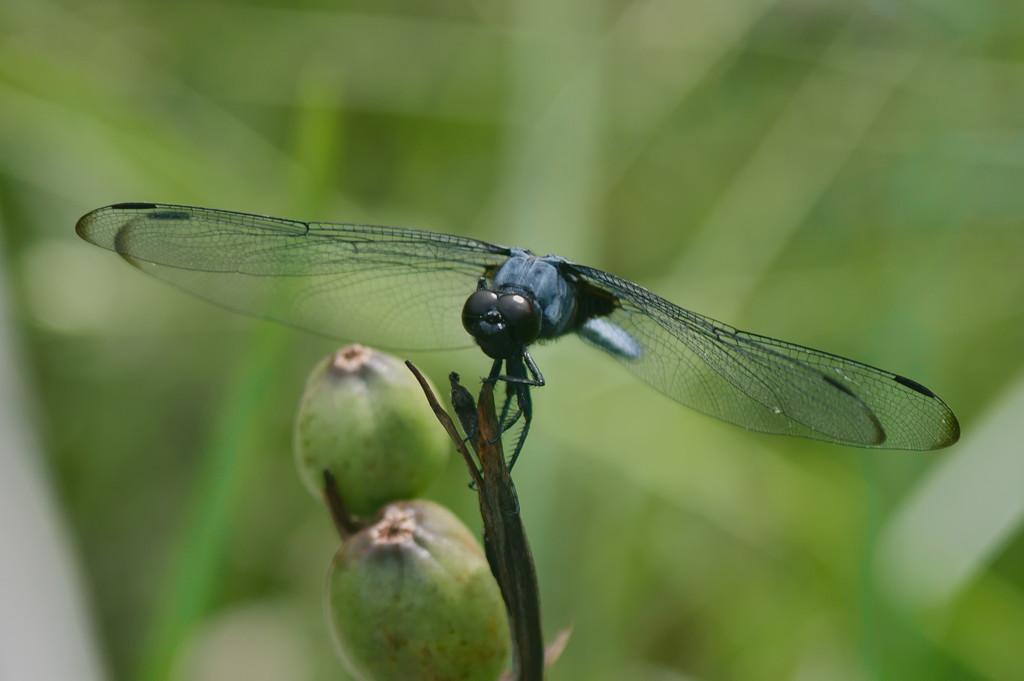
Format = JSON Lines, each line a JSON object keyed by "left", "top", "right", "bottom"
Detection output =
{"left": 491, "top": 250, "right": 577, "bottom": 341}
{"left": 484, "top": 249, "right": 642, "bottom": 361}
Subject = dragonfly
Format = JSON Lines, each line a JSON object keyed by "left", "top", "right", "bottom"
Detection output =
{"left": 76, "top": 202, "right": 960, "bottom": 463}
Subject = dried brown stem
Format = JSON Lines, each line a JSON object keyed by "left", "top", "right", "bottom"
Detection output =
{"left": 406, "top": 362, "right": 548, "bottom": 681}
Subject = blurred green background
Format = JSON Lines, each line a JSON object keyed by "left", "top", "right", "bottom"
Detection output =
{"left": 2, "top": 1, "right": 1023, "bottom": 680}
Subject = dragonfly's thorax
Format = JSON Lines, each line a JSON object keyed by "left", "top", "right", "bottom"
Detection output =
{"left": 490, "top": 252, "right": 577, "bottom": 340}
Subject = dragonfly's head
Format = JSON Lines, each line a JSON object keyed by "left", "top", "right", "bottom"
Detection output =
{"left": 462, "top": 289, "right": 541, "bottom": 359}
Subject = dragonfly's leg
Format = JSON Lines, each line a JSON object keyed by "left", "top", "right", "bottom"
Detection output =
{"left": 484, "top": 353, "right": 527, "bottom": 433}
{"left": 484, "top": 356, "right": 504, "bottom": 383}
{"left": 480, "top": 348, "right": 545, "bottom": 469}
{"left": 499, "top": 353, "right": 539, "bottom": 470}
{"left": 479, "top": 357, "right": 522, "bottom": 448}
{"left": 492, "top": 347, "right": 545, "bottom": 387}
{"left": 499, "top": 377, "right": 523, "bottom": 432}
{"left": 521, "top": 347, "right": 545, "bottom": 387}
{"left": 483, "top": 357, "right": 513, "bottom": 424}
{"left": 505, "top": 379, "right": 533, "bottom": 470}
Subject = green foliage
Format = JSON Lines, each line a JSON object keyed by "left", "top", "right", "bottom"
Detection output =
{"left": 2, "top": 0, "right": 1022, "bottom": 680}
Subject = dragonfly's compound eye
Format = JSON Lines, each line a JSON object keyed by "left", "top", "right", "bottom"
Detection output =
{"left": 462, "top": 289, "right": 529, "bottom": 360}
{"left": 497, "top": 293, "right": 541, "bottom": 344}
{"left": 462, "top": 289, "right": 501, "bottom": 335}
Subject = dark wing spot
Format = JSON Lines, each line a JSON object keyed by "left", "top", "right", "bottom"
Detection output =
{"left": 108, "top": 203, "right": 190, "bottom": 220}
{"left": 110, "top": 202, "right": 158, "bottom": 210}
{"left": 893, "top": 374, "right": 938, "bottom": 398}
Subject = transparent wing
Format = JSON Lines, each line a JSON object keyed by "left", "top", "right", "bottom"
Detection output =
{"left": 76, "top": 203, "right": 512, "bottom": 350}
{"left": 571, "top": 264, "right": 960, "bottom": 450}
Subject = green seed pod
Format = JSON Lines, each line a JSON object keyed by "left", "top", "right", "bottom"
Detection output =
{"left": 327, "top": 499, "right": 510, "bottom": 681}
{"left": 294, "top": 345, "right": 450, "bottom": 516}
